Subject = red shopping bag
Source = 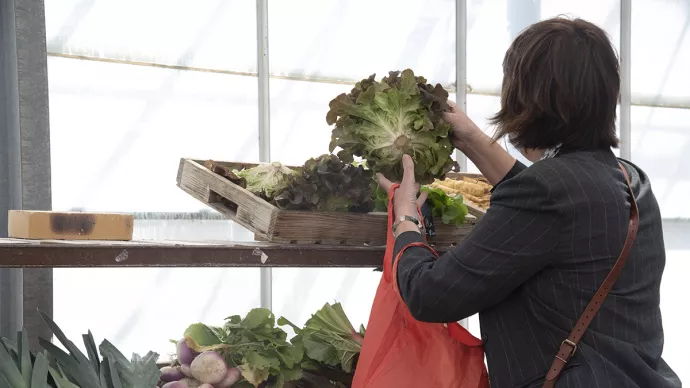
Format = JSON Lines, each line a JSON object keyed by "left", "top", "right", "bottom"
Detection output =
{"left": 352, "top": 184, "right": 489, "bottom": 388}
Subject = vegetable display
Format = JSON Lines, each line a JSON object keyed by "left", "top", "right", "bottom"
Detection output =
{"left": 0, "top": 310, "right": 162, "bottom": 388}
{"left": 421, "top": 186, "right": 469, "bottom": 226}
{"left": 202, "top": 68, "right": 480, "bottom": 227}
{"left": 158, "top": 304, "right": 363, "bottom": 388}
{"left": 235, "top": 162, "right": 297, "bottom": 201}
{"left": 273, "top": 154, "right": 374, "bottom": 212}
{"left": 327, "top": 69, "right": 455, "bottom": 184}
{"left": 169, "top": 309, "right": 302, "bottom": 388}
{"left": 0, "top": 305, "right": 362, "bottom": 388}
{"left": 279, "top": 302, "right": 364, "bottom": 374}
{"left": 372, "top": 183, "right": 470, "bottom": 226}
{"left": 429, "top": 176, "right": 492, "bottom": 211}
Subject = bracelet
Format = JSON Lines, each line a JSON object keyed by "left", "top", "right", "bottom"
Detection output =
{"left": 392, "top": 215, "right": 423, "bottom": 234}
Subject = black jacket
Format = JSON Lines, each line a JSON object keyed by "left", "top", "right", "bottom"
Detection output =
{"left": 394, "top": 149, "right": 681, "bottom": 388}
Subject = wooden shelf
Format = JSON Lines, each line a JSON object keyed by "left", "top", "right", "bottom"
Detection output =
{"left": 0, "top": 238, "right": 394, "bottom": 268}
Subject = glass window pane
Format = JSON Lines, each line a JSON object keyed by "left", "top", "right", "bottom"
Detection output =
{"left": 269, "top": 0, "right": 456, "bottom": 85}
{"left": 467, "top": 0, "right": 621, "bottom": 92}
{"left": 49, "top": 57, "right": 259, "bottom": 212}
{"left": 631, "top": 106, "right": 690, "bottom": 219}
{"left": 660, "top": 221, "right": 690, "bottom": 384}
{"left": 631, "top": 1, "right": 690, "bottom": 104}
{"left": 272, "top": 268, "right": 379, "bottom": 331}
{"left": 630, "top": 6, "right": 690, "bottom": 375}
{"left": 465, "top": 94, "right": 532, "bottom": 174}
{"left": 45, "top": 0, "right": 256, "bottom": 72}
{"left": 48, "top": 32, "right": 260, "bottom": 355}
{"left": 55, "top": 268, "right": 260, "bottom": 358}
{"left": 269, "top": 79, "right": 343, "bottom": 165}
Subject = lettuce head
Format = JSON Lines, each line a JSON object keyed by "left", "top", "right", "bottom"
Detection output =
{"left": 326, "top": 69, "right": 455, "bottom": 184}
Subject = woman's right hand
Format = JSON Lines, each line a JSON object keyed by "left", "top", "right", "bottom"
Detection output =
{"left": 443, "top": 101, "right": 483, "bottom": 151}
{"left": 442, "top": 100, "right": 517, "bottom": 186}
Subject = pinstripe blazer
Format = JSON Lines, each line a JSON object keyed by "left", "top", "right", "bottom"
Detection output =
{"left": 393, "top": 149, "right": 681, "bottom": 388}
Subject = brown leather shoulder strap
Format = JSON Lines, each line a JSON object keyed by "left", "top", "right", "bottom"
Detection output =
{"left": 543, "top": 163, "right": 640, "bottom": 388}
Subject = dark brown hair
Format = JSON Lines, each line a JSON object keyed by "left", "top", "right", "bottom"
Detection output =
{"left": 490, "top": 17, "right": 620, "bottom": 151}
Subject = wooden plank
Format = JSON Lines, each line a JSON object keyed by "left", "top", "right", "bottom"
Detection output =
{"left": 176, "top": 159, "right": 277, "bottom": 236}
{"left": 8, "top": 210, "right": 133, "bottom": 240}
{"left": 267, "top": 211, "right": 473, "bottom": 246}
{"left": 0, "top": 239, "right": 390, "bottom": 268}
{"left": 177, "top": 158, "right": 479, "bottom": 246}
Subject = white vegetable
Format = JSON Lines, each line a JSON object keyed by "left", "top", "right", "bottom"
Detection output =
{"left": 179, "top": 378, "right": 202, "bottom": 388}
{"left": 160, "top": 366, "right": 184, "bottom": 382}
{"left": 162, "top": 382, "right": 186, "bottom": 388}
{"left": 180, "top": 364, "right": 192, "bottom": 377}
{"left": 177, "top": 339, "right": 199, "bottom": 365}
{"left": 215, "top": 367, "right": 242, "bottom": 388}
{"left": 236, "top": 162, "right": 297, "bottom": 199}
{"left": 190, "top": 351, "right": 229, "bottom": 384}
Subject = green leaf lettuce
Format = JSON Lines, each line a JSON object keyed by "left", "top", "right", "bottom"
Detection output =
{"left": 327, "top": 69, "right": 455, "bottom": 184}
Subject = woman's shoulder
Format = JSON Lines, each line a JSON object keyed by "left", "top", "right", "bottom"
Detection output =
{"left": 524, "top": 149, "right": 631, "bottom": 189}
{"left": 489, "top": 161, "right": 559, "bottom": 210}
{"left": 491, "top": 149, "right": 640, "bottom": 209}
{"left": 490, "top": 156, "right": 576, "bottom": 198}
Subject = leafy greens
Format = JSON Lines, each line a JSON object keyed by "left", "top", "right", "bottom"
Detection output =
{"left": 273, "top": 154, "right": 374, "bottom": 212}
{"left": 372, "top": 186, "right": 468, "bottom": 226}
{"left": 279, "top": 302, "right": 364, "bottom": 374}
{"left": 421, "top": 186, "right": 468, "bottom": 226}
{"left": 183, "top": 308, "right": 303, "bottom": 388}
{"left": 235, "top": 162, "right": 297, "bottom": 201}
{"left": 327, "top": 69, "right": 455, "bottom": 184}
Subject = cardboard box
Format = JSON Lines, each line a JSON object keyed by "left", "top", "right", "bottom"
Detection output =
{"left": 8, "top": 210, "right": 133, "bottom": 241}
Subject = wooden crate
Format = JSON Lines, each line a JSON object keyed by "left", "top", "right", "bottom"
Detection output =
{"left": 177, "top": 158, "right": 479, "bottom": 247}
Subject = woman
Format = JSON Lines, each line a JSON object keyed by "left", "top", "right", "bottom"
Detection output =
{"left": 378, "top": 18, "right": 681, "bottom": 388}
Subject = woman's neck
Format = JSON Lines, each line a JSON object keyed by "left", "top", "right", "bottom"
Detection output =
{"left": 521, "top": 148, "right": 546, "bottom": 163}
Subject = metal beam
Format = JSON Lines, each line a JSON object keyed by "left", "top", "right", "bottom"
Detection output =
{"left": 43, "top": 52, "right": 690, "bottom": 111}
{"left": 455, "top": 0, "right": 468, "bottom": 173}
{"left": 455, "top": 0, "right": 469, "bottom": 329}
{"left": 620, "top": 0, "right": 632, "bottom": 160}
{"left": 0, "top": 0, "right": 53, "bottom": 350}
{"left": 256, "top": 0, "right": 272, "bottom": 311}
{"left": 0, "top": 0, "right": 26, "bottom": 345}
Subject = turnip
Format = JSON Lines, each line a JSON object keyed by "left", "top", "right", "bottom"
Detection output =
{"left": 179, "top": 378, "right": 202, "bottom": 388}
{"left": 215, "top": 367, "right": 242, "bottom": 388}
{"left": 163, "top": 377, "right": 202, "bottom": 388}
{"left": 190, "top": 351, "right": 228, "bottom": 384}
{"left": 160, "top": 366, "right": 185, "bottom": 382}
{"left": 162, "top": 382, "right": 186, "bottom": 388}
{"left": 180, "top": 364, "right": 192, "bottom": 377}
{"left": 177, "top": 338, "right": 199, "bottom": 365}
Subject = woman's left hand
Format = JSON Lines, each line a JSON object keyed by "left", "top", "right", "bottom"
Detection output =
{"left": 377, "top": 155, "right": 429, "bottom": 221}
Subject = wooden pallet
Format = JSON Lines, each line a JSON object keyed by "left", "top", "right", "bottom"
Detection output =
{"left": 177, "top": 158, "right": 480, "bottom": 247}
